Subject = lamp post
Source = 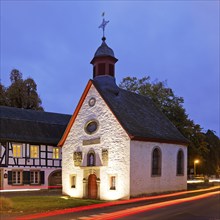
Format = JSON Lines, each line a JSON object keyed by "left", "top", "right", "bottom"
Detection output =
{"left": 194, "top": 159, "right": 199, "bottom": 176}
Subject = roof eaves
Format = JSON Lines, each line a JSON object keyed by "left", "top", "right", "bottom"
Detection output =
{"left": 0, "top": 137, "right": 59, "bottom": 146}
{"left": 130, "top": 135, "right": 189, "bottom": 146}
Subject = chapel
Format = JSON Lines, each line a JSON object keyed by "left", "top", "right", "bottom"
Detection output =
{"left": 60, "top": 20, "right": 188, "bottom": 200}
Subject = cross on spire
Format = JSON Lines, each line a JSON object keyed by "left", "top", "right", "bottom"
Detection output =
{"left": 98, "top": 12, "right": 109, "bottom": 39}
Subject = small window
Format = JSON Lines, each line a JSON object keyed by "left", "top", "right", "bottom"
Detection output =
{"left": 87, "top": 150, "right": 95, "bottom": 166}
{"left": 109, "top": 64, "right": 114, "bottom": 77}
{"left": 30, "top": 145, "right": 39, "bottom": 158}
{"left": 13, "top": 144, "right": 22, "bottom": 158}
{"left": 30, "top": 170, "right": 40, "bottom": 184}
{"left": 12, "top": 170, "right": 23, "bottom": 185}
{"left": 85, "top": 120, "right": 99, "bottom": 135}
{"left": 88, "top": 97, "right": 96, "bottom": 107}
{"left": 98, "top": 63, "right": 106, "bottom": 75}
{"left": 93, "top": 66, "right": 96, "bottom": 78}
{"left": 53, "top": 148, "right": 60, "bottom": 159}
{"left": 152, "top": 147, "right": 161, "bottom": 176}
{"left": 110, "top": 176, "right": 116, "bottom": 190}
{"left": 177, "top": 150, "right": 184, "bottom": 175}
{"left": 71, "top": 175, "right": 76, "bottom": 188}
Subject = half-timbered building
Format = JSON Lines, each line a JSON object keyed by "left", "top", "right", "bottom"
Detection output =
{"left": 0, "top": 106, "right": 70, "bottom": 190}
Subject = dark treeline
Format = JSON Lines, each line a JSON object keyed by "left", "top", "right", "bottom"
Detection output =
{"left": 120, "top": 76, "right": 220, "bottom": 177}
{"left": 0, "top": 69, "right": 43, "bottom": 111}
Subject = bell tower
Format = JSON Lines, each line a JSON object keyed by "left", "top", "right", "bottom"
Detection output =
{"left": 90, "top": 15, "right": 118, "bottom": 79}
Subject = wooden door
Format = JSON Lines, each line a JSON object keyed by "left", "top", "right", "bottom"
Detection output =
{"left": 88, "top": 174, "right": 97, "bottom": 199}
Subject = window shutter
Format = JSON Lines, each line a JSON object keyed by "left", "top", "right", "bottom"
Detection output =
{"left": 98, "top": 63, "right": 105, "bottom": 75}
{"left": 8, "top": 171, "right": 12, "bottom": 185}
{"left": 93, "top": 66, "right": 96, "bottom": 78}
{"left": 40, "top": 171, "right": 45, "bottom": 184}
{"left": 23, "top": 171, "right": 30, "bottom": 184}
{"left": 109, "top": 64, "right": 114, "bottom": 77}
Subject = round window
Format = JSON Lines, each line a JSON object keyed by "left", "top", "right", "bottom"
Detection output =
{"left": 85, "top": 120, "right": 99, "bottom": 134}
{"left": 88, "top": 97, "right": 96, "bottom": 107}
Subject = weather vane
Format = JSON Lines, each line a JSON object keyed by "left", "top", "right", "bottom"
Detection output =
{"left": 98, "top": 12, "right": 109, "bottom": 39}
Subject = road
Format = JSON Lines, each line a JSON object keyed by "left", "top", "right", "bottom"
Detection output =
{"left": 118, "top": 194, "right": 220, "bottom": 220}
{"left": 14, "top": 189, "right": 219, "bottom": 220}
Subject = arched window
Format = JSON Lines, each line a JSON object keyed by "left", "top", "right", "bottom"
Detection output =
{"left": 152, "top": 147, "right": 161, "bottom": 176}
{"left": 177, "top": 150, "right": 184, "bottom": 175}
{"left": 87, "top": 150, "right": 95, "bottom": 166}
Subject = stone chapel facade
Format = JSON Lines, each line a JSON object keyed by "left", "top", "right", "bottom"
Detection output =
{"left": 59, "top": 37, "right": 188, "bottom": 200}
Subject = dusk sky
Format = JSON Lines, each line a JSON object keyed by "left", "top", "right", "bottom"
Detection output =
{"left": 1, "top": 1, "right": 219, "bottom": 137}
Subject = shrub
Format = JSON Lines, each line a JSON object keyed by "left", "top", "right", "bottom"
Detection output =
{"left": 0, "top": 197, "right": 13, "bottom": 211}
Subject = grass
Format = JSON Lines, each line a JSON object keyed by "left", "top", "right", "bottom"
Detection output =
{"left": 0, "top": 197, "right": 13, "bottom": 211}
{"left": 0, "top": 195, "right": 105, "bottom": 215}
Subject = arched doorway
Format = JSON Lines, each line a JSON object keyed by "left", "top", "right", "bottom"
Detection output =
{"left": 88, "top": 174, "right": 97, "bottom": 199}
{"left": 48, "top": 170, "right": 62, "bottom": 189}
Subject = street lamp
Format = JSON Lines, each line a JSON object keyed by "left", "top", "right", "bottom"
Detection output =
{"left": 194, "top": 159, "right": 199, "bottom": 176}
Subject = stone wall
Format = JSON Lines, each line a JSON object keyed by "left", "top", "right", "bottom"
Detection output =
{"left": 62, "top": 84, "right": 130, "bottom": 200}
{"left": 130, "top": 140, "right": 187, "bottom": 196}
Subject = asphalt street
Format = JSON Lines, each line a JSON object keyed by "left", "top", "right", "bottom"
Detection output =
{"left": 118, "top": 194, "right": 220, "bottom": 220}
{"left": 13, "top": 188, "right": 219, "bottom": 220}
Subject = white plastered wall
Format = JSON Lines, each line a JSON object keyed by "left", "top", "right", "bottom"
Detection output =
{"left": 62, "top": 84, "right": 130, "bottom": 200}
{"left": 1, "top": 168, "right": 58, "bottom": 190}
{"left": 130, "top": 141, "right": 187, "bottom": 196}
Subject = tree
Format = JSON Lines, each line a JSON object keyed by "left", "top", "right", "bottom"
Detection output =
{"left": 0, "top": 83, "right": 8, "bottom": 106}
{"left": 1, "top": 69, "right": 44, "bottom": 111}
{"left": 203, "top": 130, "right": 220, "bottom": 176}
{"left": 10, "top": 69, "right": 22, "bottom": 82}
{"left": 119, "top": 77, "right": 193, "bottom": 137}
{"left": 23, "top": 78, "right": 43, "bottom": 110}
{"left": 119, "top": 76, "right": 216, "bottom": 175}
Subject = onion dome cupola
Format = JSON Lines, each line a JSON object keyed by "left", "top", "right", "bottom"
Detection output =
{"left": 90, "top": 15, "right": 118, "bottom": 79}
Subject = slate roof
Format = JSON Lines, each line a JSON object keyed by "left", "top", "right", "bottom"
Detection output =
{"left": 94, "top": 39, "right": 115, "bottom": 58}
{"left": 92, "top": 76, "right": 188, "bottom": 145}
{"left": 0, "top": 106, "right": 71, "bottom": 145}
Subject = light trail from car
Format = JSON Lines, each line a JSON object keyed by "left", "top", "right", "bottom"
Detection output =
{"left": 86, "top": 191, "right": 220, "bottom": 220}
{"left": 14, "top": 186, "right": 220, "bottom": 220}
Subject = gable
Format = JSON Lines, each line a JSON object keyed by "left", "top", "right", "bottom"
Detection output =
{"left": 58, "top": 80, "right": 129, "bottom": 147}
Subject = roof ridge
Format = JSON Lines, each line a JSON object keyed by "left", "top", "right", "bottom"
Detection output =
{"left": 2, "top": 117, "right": 70, "bottom": 125}
{"left": 0, "top": 105, "right": 70, "bottom": 115}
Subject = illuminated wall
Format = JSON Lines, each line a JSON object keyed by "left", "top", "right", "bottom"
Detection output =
{"left": 0, "top": 143, "right": 62, "bottom": 190}
{"left": 1, "top": 167, "right": 59, "bottom": 190}
{"left": 62, "top": 84, "right": 130, "bottom": 200}
{"left": 130, "top": 141, "right": 187, "bottom": 196}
